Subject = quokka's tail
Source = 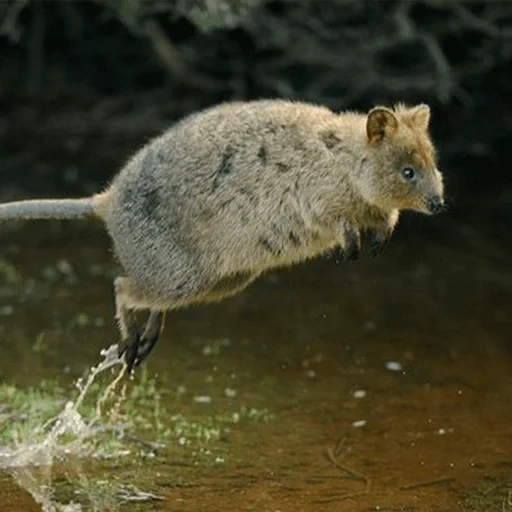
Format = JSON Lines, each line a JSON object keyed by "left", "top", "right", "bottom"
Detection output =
{"left": 0, "top": 192, "right": 110, "bottom": 221}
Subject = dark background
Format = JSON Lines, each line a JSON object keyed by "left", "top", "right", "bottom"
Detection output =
{"left": 1, "top": 0, "right": 511, "bottom": 242}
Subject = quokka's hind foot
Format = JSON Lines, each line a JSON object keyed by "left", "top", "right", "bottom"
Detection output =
{"left": 129, "top": 310, "right": 164, "bottom": 371}
{"left": 117, "top": 341, "right": 137, "bottom": 373}
{"left": 113, "top": 269, "right": 256, "bottom": 372}
{"left": 116, "top": 311, "right": 165, "bottom": 373}
{"left": 114, "top": 276, "right": 146, "bottom": 373}
{"left": 114, "top": 276, "right": 169, "bottom": 372}
{"left": 116, "top": 325, "right": 140, "bottom": 373}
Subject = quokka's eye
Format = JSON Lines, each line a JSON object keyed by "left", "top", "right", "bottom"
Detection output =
{"left": 402, "top": 167, "right": 416, "bottom": 180}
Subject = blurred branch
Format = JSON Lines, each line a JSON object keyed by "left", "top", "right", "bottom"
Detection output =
{"left": 142, "top": 18, "right": 222, "bottom": 91}
{"left": 394, "top": 1, "right": 415, "bottom": 38}
{"left": 450, "top": 3, "right": 500, "bottom": 38}
{"left": 420, "top": 34, "right": 453, "bottom": 103}
{"left": 0, "top": 0, "right": 511, "bottom": 108}
{"left": 26, "top": 0, "right": 45, "bottom": 92}
{"left": 0, "top": 0, "right": 31, "bottom": 43}
{"left": 241, "top": 0, "right": 510, "bottom": 107}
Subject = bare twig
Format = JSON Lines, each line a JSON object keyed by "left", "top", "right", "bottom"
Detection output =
{"left": 26, "top": 0, "right": 45, "bottom": 92}
{"left": 312, "top": 490, "right": 371, "bottom": 504}
{"left": 122, "top": 433, "right": 165, "bottom": 452}
{"left": 450, "top": 3, "right": 500, "bottom": 37}
{"left": 394, "top": 1, "right": 415, "bottom": 39}
{"left": 0, "top": 0, "right": 31, "bottom": 42}
{"left": 2, "top": 0, "right": 511, "bottom": 108}
{"left": 400, "top": 477, "right": 456, "bottom": 491}
{"left": 142, "top": 18, "right": 222, "bottom": 91}
{"left": 326, "top": 446, "right": 368, "bottom": 483}
{"left": 420, "top": 33, "right": 454, "bottom": 103}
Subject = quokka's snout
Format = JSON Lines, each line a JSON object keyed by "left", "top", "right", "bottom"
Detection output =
{"left": 426, "top": 194, "right": 444, "bottom": 215}
{"left": 420, "top": 167, "right": 445, "bottom": 215}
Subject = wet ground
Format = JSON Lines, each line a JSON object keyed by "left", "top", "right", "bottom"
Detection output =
{"left": 0, "top": 215, "right": 511, "bottom": 511}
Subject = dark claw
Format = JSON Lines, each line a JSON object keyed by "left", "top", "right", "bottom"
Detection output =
{"left": 134, "top": 311, "right": 163, "bottom": 368}
{"left": 344, "top": 228, "right": 360, "bottom": 261}
{"left": 117, "top": 319, "right": 140, "bottom": 372}
{"left": 367, "top": 230, "right": 390, "bottom": 258}
{"left": 344, "top": 244, "right": 360, "bottom": 261}
{"left": 118, "top": 336, "right": 141, "bottom": 373}
{"left": 118, "top": 338, "right": 152, "bottom": 373}
{"left": 117, "top": 343, "right": 126, "bottom": 359}
{"left": 131, "top": 333, "right": 160, "bottom": 369}
{"left": 125, "top": 344, "right": 140, "bottom": 373}
{"left": 119, "top": 311, "right": 164, "bottom": 373}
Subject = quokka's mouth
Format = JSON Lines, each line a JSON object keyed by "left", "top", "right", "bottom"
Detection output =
{"left": 425, "top": 195, "right": 444, "bottom": 215}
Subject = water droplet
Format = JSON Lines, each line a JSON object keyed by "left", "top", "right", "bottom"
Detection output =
{"left": 193, "top": 395, "right": 212, "bottom": 404}
{"left": 385, "top": 361, "right": 403, "bottom": 372}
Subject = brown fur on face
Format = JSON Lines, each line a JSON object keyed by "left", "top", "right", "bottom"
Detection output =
{"left": 364, "top": 103, "right": 444, "bottom": 214}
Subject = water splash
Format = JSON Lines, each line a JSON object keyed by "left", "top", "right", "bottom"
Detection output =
{"left": 0, "top": 344, "right": 142, "bottom": 511}
{"left": 0, "top": 343, "right": 126, "bottom": 469}
{"left": 11, "top": 463, "right": 84, "bottom": 512}
{"left": 11, "top": 460, "right": 162, "bottom": 512}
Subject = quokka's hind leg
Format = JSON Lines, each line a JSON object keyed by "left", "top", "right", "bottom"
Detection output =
{"left": 113, "top": 271, "right": 258, "bottom": 372}
{"left": 114, "top": 277, "right": 140, "bottom": 371}
{"left": 114, "top": 277, "right": 164, "bottom": 372}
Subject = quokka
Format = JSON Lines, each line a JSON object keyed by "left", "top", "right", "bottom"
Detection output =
{"left": 0, "top": 99, "right": 445, "bottom": 370}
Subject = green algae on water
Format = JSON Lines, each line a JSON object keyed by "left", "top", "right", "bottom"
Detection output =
{"left": 460, "top": 479, "right": 512, "bottom": 512}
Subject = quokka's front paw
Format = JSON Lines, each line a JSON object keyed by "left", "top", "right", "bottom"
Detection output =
{"left": 366, "top": 229, "right": 391, "bottom": 258}
{"left": 343, "top": 225, "right": 361, "bottom": 261}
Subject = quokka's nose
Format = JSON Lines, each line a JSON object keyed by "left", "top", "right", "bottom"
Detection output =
{"left": 426, "top": 195, "right": 444, "bottom": 214}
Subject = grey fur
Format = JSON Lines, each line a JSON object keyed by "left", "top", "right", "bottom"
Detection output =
{"left": 0, "top": 99, "right": 444, "bottom": 370}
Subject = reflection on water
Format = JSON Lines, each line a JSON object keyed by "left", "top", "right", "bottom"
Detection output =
{"left": 0, "top": 220, "right": 511, "bottom": 511}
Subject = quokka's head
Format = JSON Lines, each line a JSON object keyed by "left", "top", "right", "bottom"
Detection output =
{"left": 363, "top": 103, "right": 445, "bottom": 215}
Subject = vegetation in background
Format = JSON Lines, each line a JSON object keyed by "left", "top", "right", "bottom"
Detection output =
{"left": 1, "top": 0, "right": 511, "bottom": 107}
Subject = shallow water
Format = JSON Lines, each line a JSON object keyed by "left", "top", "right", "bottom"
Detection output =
{"left": 0, "top": 219, "right": 511, "bottom": 511}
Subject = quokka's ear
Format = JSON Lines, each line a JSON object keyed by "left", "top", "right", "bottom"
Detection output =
{"left": 366, "top": 107, "right": 398, "bottom": 145}
{"left": 410, "top": 104, "right": 431, "bottom": 130}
